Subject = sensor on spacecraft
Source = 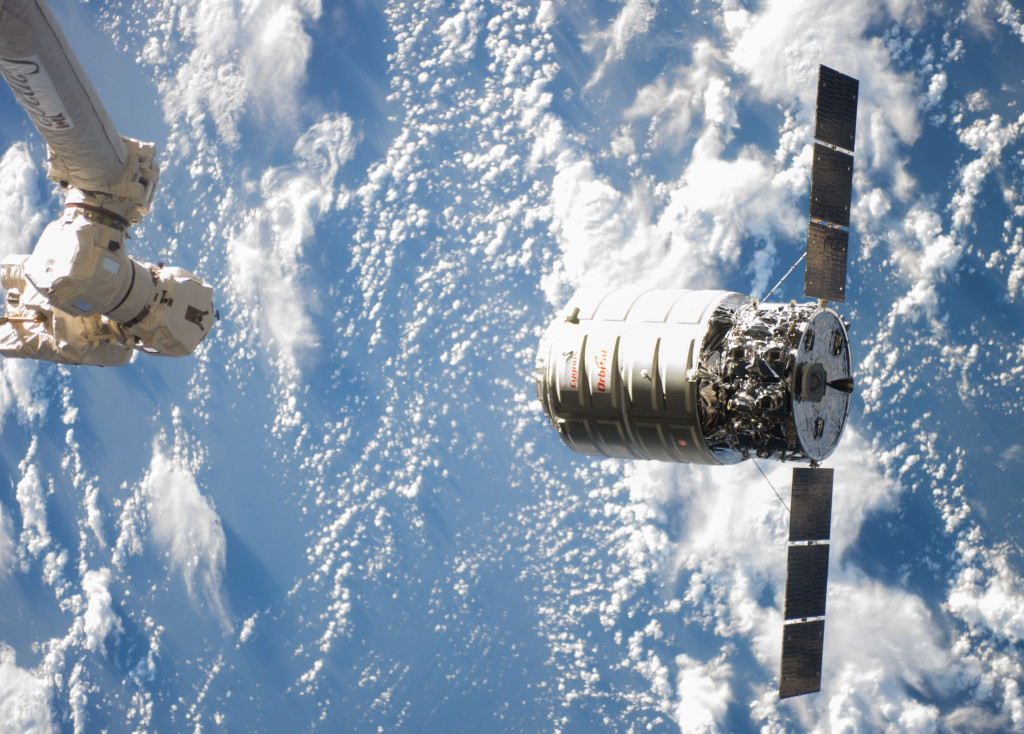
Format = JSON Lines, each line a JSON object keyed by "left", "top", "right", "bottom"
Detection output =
{"left": 535, "top": 66, "right": 860, "bottom": 699}
{"left": 0, "top": 0, "right": 213, "bottom": 366}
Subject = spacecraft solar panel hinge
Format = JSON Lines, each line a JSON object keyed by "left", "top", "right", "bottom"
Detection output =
{"left": 804, "top": 65, "right": 859, "bottom": 304}
{"left": 779, "top": 467, "right": 834, "bottom": 699}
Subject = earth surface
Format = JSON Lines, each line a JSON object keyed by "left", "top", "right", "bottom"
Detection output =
{"left": 1, "top": 0, "right": 1024, "bottom": 732}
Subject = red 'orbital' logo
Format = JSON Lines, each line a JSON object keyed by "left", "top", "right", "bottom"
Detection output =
{"left": 594, "top": 350, "right": 608, "bottom": 392}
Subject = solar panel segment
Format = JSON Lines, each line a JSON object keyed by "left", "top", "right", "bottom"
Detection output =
{"left": 783, "top": 544, "right": 830, "bottom": 620}
{"left": 788, "top": 468, "right": 834, "bottom": 541}
{"left": 804, "top": 222, "right": 849, "bottom": 303}
{"left": 780, "top": 620, "right": 825, "bottom": 698}
{"left": 814, "top": 66, "right": 859, "bottom": 152}
{"left": 808, "top": 145, "right": 853, "bottom": 228}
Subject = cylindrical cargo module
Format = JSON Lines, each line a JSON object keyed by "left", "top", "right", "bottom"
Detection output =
{"left": 535, "top": 288, "right": 853, "bottom": 465}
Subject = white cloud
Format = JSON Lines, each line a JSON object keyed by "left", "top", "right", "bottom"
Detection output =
{"left": 967, "top": 90, "right": 990, "bottom": 113}
{"left": 952, "top": 113, "right": 1024, "bottom": 231}
{"left": 0, "top": 359, "right": 48, "bottom": 428}
{"left": 998, "top": 444, "right": 1024, "bottom": 471}
{"left": 672, "top": 461, "right": 788, "bottom": 622}
{"left": 673, "top": 651, "right": 733, "bottom": 732}
{"left": 543, "top": 137, "right": 803, "bottom": 302}
{"left": 944, "top": 703, "right": 1015, "bottom": 733}
{"left": 224, "top": 113, "right": 358, "bottom": 393}
{"left": 543, "top": 38, "right": 826, "bottom": 306}
{"left": 142, "top": 444, "right": 229, "bottom": 627}
{"left": 112, "top": 493, "right": 145, "bottom": 570}
{"left": 949, "top": 530, "right": 1024, "bottom": 644}
{"left": 435, "top": 0, "right": 482, "bottom": 67}
{"left": 16, "top": 442, "right": 50, "bottom": 561}
{"left": 149, "top": 0, "right": 323, "bottom": 148}
{"left": 0, "top": 503, "right": 14, "bottom": 576}
{"left": 625, "top": 40, "right": 731, "bottom": 153}
{"left": 816, "top": 575, "right": 968, "bottom": 732}
{"left": 626, "top": 74, "right": 695, "bottom": 149}
{"left": 998, "top": 225, "right": 1024, "bottom": 302}
{"left": 0, "top": 142, "right": 47, "bottom": 260}
{"left": 242, "top": 2, "right": 319, "bottom": 117}
{"left": 536, "top": 0, "right": 556, "bottom": 29}
{"left": 0, "top": 146, "right": 50, "bottom": 426}
{"left": 0, "top": 644, "right": 54, "bottom": 734}
{"left": 923, "top": 71, "right": 948, "bottom": 110}
{"left": 67, "top": 663, "right": 89, "bottom": 734}
{"left": 876, "top": 112, "right": 1022, "bottom": 328}
{"left": 544, "top": 154, "right": 642, "bottom": 300}
{"left": 295, "top": 113, "right": 360, "bottom": 200}
{"left": 994, "top": 0, "right": 1024, "bottom": 42}
{"left": 720, "top": 0, "right": 926, "bottom": 192}
{"left": 584, "top": 0, "right": 658, "bottom": 86}
{"left": 238, "top": 613, "right": 258, "bottom": 644}
{"left": 79, "top": 568, "right": 123, "bottom": 654}
{"left": 82, "top": 483, "right": 105, "bottom": 548}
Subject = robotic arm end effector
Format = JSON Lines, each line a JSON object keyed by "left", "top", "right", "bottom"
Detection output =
{"left": 122, "top": 266, "right": 214, "bottom": 358}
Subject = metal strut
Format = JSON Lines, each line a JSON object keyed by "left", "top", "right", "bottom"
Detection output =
{"left": 754, "top": 458, "right": 790, "bottom": 514}
{"left": 763, "top": 252, "right": 807, "bottom": 303}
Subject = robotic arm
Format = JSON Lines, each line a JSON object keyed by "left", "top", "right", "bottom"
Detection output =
{"left": 0, "top": 0, "right": 213, "bottom": 366}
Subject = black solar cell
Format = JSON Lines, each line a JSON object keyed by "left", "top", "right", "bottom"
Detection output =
{"left": 779, "top": 619, "right": 825, "bottom": 698}
{"left": 809, "top": 144, "right": 853, "bottom": 228}
{"left": 804, "top": 221, "right": 849, "bottom": 303}
{"left": 783, "top": 544, "right": 829, "bottom": 620}
{"left": 789, "top": 468, "right": 834, "bottom": 541}
{"left": 815, "top": 65, "right": 859, "bottom": 152}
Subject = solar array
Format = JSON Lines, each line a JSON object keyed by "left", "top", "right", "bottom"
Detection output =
{"left": 779, "top": 468, "right": 834, "bottom": 698}
{"left": 804, "top": 66, "right": 859, "bottom": 304}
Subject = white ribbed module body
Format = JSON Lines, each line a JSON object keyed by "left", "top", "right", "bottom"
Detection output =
{"left": 536, "top": 288, "right": 852, "bottom": 465}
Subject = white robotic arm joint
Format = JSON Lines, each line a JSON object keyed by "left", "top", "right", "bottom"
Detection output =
{"left": 51, "top": 137, "right": 160, "bottom": 225}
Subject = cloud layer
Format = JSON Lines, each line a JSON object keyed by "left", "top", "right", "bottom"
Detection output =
{"left": 141, "top": 443, "right": 229, "bottom": 627}
{"left": 0, "top": 644, "right": 54, "bottom": 734}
